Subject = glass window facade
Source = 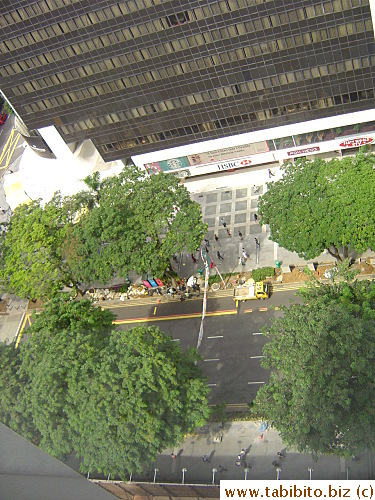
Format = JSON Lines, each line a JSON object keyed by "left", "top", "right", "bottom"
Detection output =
{"left": 0, "top": 0, "right": 374, "bottom": 161}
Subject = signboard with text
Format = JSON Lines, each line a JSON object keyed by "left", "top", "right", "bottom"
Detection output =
{"left": 339, "top": 137, "right": 373, "bottom": 148}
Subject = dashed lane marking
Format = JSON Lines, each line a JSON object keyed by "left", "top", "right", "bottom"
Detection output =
{"left": 248, "top": 381, "right": 265, "bottom": 385}
{"left": 250, "top": 355, "right": 264, "bottom": 359}
{"left": 252, "top": 332, "right": 263, "bottom": 335}
{"left": 207, "top": 335, "right": 223, "bottom": 339}
{"left": 204, "top": 358, "right": 220, "bottom": 362}
{"left": 244, "top": 308, "right": 253, "bottom": 313}
{"left": 207, "top": 383, "right": 217, "bottom": 387}
{"left": 259, "top": 307, "right": 268, "bottom": 311}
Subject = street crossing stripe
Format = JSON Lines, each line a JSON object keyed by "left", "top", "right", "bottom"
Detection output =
{"left": 244, "top": 308, "right": 253, "bottom": 313}
{"left": 259, "top": 307, "right": 268, "bottom": 311}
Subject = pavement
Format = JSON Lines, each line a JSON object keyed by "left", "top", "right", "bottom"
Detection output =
{"left": 116, "top": 420, "right": 374, "bottom": 483}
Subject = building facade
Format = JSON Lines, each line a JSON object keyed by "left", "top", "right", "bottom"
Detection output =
{"left": 0, "top": 0, "right": 374, "bottom": 163}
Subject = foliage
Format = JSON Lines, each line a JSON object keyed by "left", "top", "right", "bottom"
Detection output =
{"left": 210, "top": 401, "right": 228, "bottom": 422}
{"left": 251, "top": 267, "right": 275, "bottom": 281}
{"left": 253, "top": 272, "right": 375, "bottom": 456}
{"left": 65, "top": 166, "right": 207, "bottom": 284}
{"left": 13, "top": 299, "right": 209, "bottom": 476}
{"left": 258, "top": 150, "right": 375, "bottom": 261}
{"left": 0, "top": 196, "right": 74, "bottom": 300}
{"left": 208, "top": 272, "right": 237, "bottom": 285}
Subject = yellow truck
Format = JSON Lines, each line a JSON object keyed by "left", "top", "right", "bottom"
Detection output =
{"left": 233, "top": 279, "right": 269, "bottom": 301}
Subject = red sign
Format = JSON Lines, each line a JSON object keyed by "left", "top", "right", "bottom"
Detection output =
{"left": 287, "top": 147, "right": 320, "bottom": 156}
{"left": 339, "top": 137, "right": 373, "bottom": 148}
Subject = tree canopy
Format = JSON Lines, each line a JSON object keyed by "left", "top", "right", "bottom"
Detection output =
{"left": 65, "top": 166, "right": 206, "bottom": 283}
{"left": 3, "top": 299, "right": 209, "bottom": 477}
{"left": 253, "top": 268, "right": 375, "bottom": 456}
{"left": 0, "top": 167, "right": 206, "bottom": 299}
{"left": 0, "top": 195, "right": 74, "bottom": 300}
{"left": 258, "top": 150, "right": 375, "bottom": 261}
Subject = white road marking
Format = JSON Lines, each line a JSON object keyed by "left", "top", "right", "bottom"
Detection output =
{"left": 207, "top": 335, "right": 224, "bottom": 339}
{"left": 252, "top": 332, "right": 263, "bottom": 335}
{"left": 172, "top": 338, "right": 180, "bottom": 342}
{"left": 248, "top": 381, "right": 265, "bottom": 385}
{"left": 207, "top": 383, "right": 217, "bottom": 387}
{"left": 204, "top": 358, "right": 220, "bottom": 362}
{"left": 250, "top": 355, "right": 264, "bottom": 359}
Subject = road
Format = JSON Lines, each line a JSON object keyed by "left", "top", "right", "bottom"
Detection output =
{"left": 102, "top": 286, "right": 301, "bottom": 405}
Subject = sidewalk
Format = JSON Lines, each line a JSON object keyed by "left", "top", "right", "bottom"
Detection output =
{"left": 145, "top": 421, "right": 373, "bottom": 483}
{"left": 179, "top": 167, "right": 375, "bottom": 279}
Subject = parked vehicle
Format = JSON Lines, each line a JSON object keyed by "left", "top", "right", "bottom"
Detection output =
{"left": 233, "top": 279, "right": 269, "bottom": 301}
{"left": 0, "top": 113, "right": 8, "bottom": 126}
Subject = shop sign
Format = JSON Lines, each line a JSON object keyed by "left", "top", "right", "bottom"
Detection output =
{"left": 339, "top": 137, "right": 373, "bottom": 148}
{"left": 287, "top": 147, "right": 320, "bottom": 156}
{"left": 216, "top": 158, "right": 251, "bottom": 170}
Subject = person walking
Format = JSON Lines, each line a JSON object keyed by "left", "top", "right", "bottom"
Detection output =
{"left": 220, "top": 218, "right": 227, "bottom": 228}
{"left": 268, "top": 168, "right": 275, "bottom": 178}
{"left": 217, "top": 250, "right": 224, "bottom": 260}
{"left": 253, "top": 184, "right": 259, "bottom": 194}
{"left": 214, "top": 234, "right": 219, "bottom": 242}
{"left": 254, "top": 237, "right": 260, "bottom": 246}
{"left": 226, "top": 229, "right": 232, "bottom": 237}
{"left": 242, "top": 248, "right": 248, "bottom": 260}
{"left": 192, "top": 254, "right": 197, "bottom": 264}
{"left": 204, "top": 238, "right": 210, "bottom": 247}
{"left": 238, "top": 231, "right": 243, "bottom": 240}
{"left": 253, "top": 213, "right": 258, "bottom": 222}
{"left": 239, "top": 256, "right": 245, "bottom": 266}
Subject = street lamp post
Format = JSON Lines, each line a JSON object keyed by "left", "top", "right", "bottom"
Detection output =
{"left": 153, "top": 468, "right": 159, "bottom": 483}
{"left": 182, "top": 468, "right": 187, "bottom": 484}
{"left": 212, "top": 468, "right": 217, "bottom": 485}
{"left": 308, "top": 468, "right": 313, "bottom": 480}
{"left": 346, "top": 467, "right": 350, "bottom": 480}
{"left": 244, "top": 467, "right": 249, "bottom": 480}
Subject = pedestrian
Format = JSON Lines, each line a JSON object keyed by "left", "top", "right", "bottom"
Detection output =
{"left": 253, "top": 213, "right": 258, "bottom": 222}
{"left": 217, "top": 251, "right": 224, "bottom": 260}
{"left": 242, "top": 248, "right": 248, "bottom": 260}
{"left": 239, "top": 449, "right": 246, "bottom": 457}
{"left": 220, "top": 218, "right": 227, "bottom": 228}
{"left": 205, "top": 245, "right": 209, "bottom": 253}
{"left": 239, "top": 257, "right": 245, "bottom": 266}
{"left": 192, "top": 255, "right": 197, "bottom": 264}
{"left": 226, "top": 229, "right": 231, "bottom": 237}
{"left": 235, "top": 460, "right": 242, "bottom": 466}
{"left": 204, "top": 238, "right": 210, "bottom": 247}
{"left": 214, "top": 234, "right": 219, "bottom": 242}
{"left": 253, "top": 184, "right": 259, "bottom": 194}
{"left": 272, "top": 460, "right": 279, "bottom": 467}
{"left": 238, "top": 231, "right": 243, "bottom": 240}
{"left": 171, "top": 453, "right": 177, "bottom": 459}
{"left": 255, "top": 237, "right": 259, "bottom": 246}
{"left": 203, "top": 455, "right": 208, "bottom": 462}
{"left": 268, "top": 168, "right": 275, "bottom": 178}
{"left": 218, "top": 465, "right": 227, "bottom": 472}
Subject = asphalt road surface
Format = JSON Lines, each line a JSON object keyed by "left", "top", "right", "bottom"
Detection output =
{"left": 107, "top": 288, "right": 300, "bottom": 405}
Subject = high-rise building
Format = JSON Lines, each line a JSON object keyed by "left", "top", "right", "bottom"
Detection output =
{"left": 0, "top": 0, "right": 374, "bottom": 164}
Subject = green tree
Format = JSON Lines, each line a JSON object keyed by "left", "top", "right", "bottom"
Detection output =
{"left": 258, "top": 150, "right": 375, "bottom": 261}
{"left": 18, "top": 299, "right": 114, "bottom": 458}
{"left": 66, "top": 166, "right": 207, "bottom": 283}
{"left": 0, "top": 195, "right": 75, "bottom": 300}
{"left": 253, "top": 274, "right": 375, "bottom": 456}
{"left": 0, "top": 341, "right": 38, "bottom": 443}
{"left": 17, "top": 299, "right": 209, "bottom": 476}
{"left": 72, "top": 325, "right": 210, "bottom": 476}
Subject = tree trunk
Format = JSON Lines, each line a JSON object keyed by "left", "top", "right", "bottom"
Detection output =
{"left": 326, "top": 246, "right": 342, "bottom": 262}
{"left": 343, "top": 246, "right": 349, "bottom": 258}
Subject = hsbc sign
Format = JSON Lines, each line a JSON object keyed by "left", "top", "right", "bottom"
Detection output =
{"left": 216, "top": 158, "right": 252, "bottom": 170}
{"left": 339, "top": 137, "right": 373, "bottom": 148}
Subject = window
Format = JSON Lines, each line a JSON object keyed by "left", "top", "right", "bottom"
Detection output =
{"left": 166, "top": 11, "right": 190, "bottom": 27}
